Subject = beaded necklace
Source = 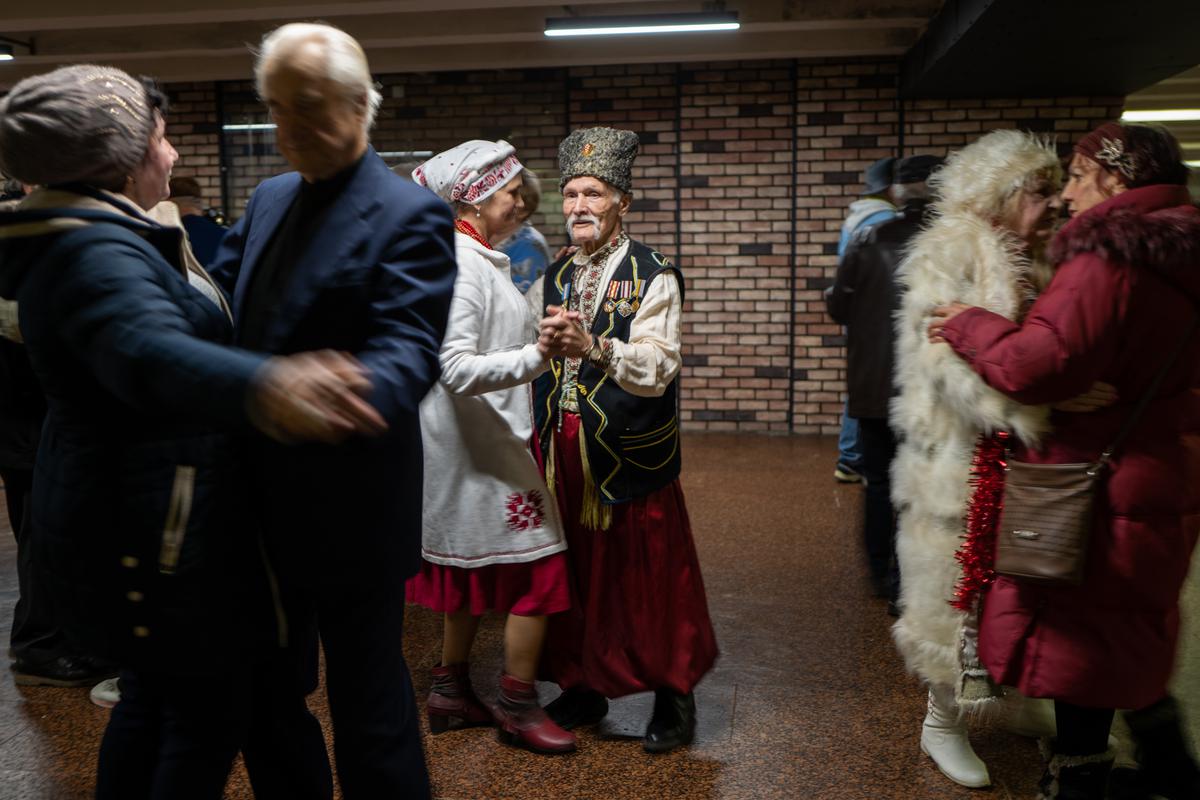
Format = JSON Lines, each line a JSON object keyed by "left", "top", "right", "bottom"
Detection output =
{"left": 455, "top": 218, "right": 492, "bottom": 250}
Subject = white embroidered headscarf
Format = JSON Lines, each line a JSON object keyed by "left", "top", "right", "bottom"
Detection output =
{"left": 413, "top": 140, "right": 523, "bottom": 206}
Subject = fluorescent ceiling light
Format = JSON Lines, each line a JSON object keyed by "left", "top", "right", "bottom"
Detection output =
{"left": 1121, "top": 109, "right": 1200, "bottom": 122}
{"left": 1186, "top": 160, "right": 1200, "bottom": 168}
{"left": 378, "top": 150, "right": 434, "bottom": 158}
{"left": 0, "top": 44, "right": 13, "bottom": 62}
{"left": 222, "top": 123, "right": 277, "bottom": 131}
{"left": 545, "top": 12, "right": 739, "bottom": 38}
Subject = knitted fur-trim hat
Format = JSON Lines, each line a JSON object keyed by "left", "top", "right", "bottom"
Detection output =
{"left": 0, "top": 65, "right": 155, "bottom": 190}
{"left": 930, "top": 129, "right": 1061, "bottom": 219}
{"left": 558, "top": 127, "right": 639, "bottom": 193}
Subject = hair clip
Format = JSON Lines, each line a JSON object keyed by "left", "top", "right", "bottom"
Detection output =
{"left": 1093, "top": 137, "right": 1138, "bottom": 180}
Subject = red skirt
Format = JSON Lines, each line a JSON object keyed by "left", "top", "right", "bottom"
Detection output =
{"left": 406, "top": 551, "right": 570, "bottom": 617}
{"left": 544, "top": 412, "right": 719, "bottom": 697}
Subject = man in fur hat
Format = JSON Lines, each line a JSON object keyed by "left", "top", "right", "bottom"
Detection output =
{"left": 529, "top": 127, "right": 718, "bottom": 754}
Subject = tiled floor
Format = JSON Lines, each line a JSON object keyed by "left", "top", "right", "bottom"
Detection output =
{"left": 0, "top": 434, "right": 1197, "bottom": 799}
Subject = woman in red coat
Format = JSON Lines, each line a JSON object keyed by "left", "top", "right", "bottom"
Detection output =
{"left": 929, "top": 123, "right": 1200, "bottom": 800}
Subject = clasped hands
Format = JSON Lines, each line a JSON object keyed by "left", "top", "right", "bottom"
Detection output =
{"left": 537, "top": 305, "right": 593, "bottom": 359}
{"left": 252, "top": 350, "right": 388, "bottom": 444}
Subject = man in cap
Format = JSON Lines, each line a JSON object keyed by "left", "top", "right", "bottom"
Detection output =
{"left": 825, "top": 154, "right": 943, "bottom": 613}
{"left": 833, "top": 156, "right": 899, "bottom": 484}
{"left": 207, "top": 22, "right": 455, "bottom": 799}
{"left": 530, "top": 127, "right": 718, "bottom": 754}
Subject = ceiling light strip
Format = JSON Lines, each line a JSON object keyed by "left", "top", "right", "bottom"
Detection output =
{"left": 1120, "top": 109, "right": 1200, "bottom": 122}
{"left": 546, "top": 22, "right": 739, "bottom": 37}
{"left": 545, "top": 13, "right": 739, "bottom": 38}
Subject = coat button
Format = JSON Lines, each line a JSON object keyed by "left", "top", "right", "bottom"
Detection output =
{"left": 132, "top": 626, "right": 150, "bottom": 638}
{"left": 126, "top": 591, "right": 145, "bottom": 603}
{"left": 120, "top": 556, "right": 139, "bottom": 568}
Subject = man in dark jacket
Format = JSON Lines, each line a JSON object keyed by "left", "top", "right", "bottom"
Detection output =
{"left": 825, "top": 154, "right": 942, "bottom": 610}
{"left": 208, "top": 23, "right": 455, "bottom": 800}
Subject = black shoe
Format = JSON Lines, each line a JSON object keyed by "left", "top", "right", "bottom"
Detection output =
{"left": 1125, "top": 696, "right": 1200, "bottom": 799}
{"left": 833, "top": 462, "right": 863, "bottom": 484}
{"left": 1106, "top": 766, "right": 1148, "bottom": 800}
{"left": 11, "top": 655, "right": 118, "bottom": 688}
{"left": 544, "top": 688, "right": 608, "bottom": 730}
{"left": 643, "top": 689, "right": 696, "bottom": 754}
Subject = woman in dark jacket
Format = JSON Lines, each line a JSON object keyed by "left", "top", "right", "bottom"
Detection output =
{"left": 929, "top": 123, "right": 1200, "bottom": 799}
{"left": 0, "top": 65, "right": 382, "bottom": 799}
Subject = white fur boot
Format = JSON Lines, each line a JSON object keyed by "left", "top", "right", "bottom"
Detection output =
{"left": 920, "top": 683, "right": 991, "bottom": 788}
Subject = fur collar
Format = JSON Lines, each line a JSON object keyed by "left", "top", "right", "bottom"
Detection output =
{"left": 1050, "top": 185, "right": 1200, "bottom": 299}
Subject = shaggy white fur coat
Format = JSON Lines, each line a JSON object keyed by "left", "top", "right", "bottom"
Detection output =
{"left": 889, "top": 213, "right": 1050, "bottom": 690}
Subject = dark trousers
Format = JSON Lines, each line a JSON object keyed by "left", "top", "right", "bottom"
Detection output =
{"left": 243, "top": 575, "right": 430, "bottom": 800}
{"left": 95, "top": 668, "right": 251, "bottom": 800}
{"left": 857, "top": 418, "right": 899, "bottom": 595}
{"left": 1, "top": 468, "right": 69, "bottom": 663}
{"left": 1054, "top": 701, "right": 1115, "bottom": 756}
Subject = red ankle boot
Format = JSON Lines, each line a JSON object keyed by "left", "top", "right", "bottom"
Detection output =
{"left": 427, "top": 662, "right": 493, "bottom": 733}
{"left": 493, "top": 674, "right": 577, "bottom": 754}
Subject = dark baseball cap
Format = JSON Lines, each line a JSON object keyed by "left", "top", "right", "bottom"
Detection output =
{"left": 895, "top": 154, "right": 944, "bottom": 184}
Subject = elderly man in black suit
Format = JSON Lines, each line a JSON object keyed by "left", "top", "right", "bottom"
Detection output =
{"left": 209, "top": 22, "right": 456, "bottom": 800}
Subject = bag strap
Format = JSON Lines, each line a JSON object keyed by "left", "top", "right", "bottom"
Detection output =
{"left": 1099, "top": 313, "right": 1200, "bottom": 468}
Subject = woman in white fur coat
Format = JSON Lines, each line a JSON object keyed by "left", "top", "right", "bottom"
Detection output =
{"left": 408, "top": 141, "right": 575, "bottom": 754}
{"left": 890, "top": 130, "right": 1062, "bottom": 787}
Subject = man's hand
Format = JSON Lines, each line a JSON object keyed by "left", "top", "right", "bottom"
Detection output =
{"left": 1053, "top": 382, "right": 1118, "bottom": 413}
{"left": 538, "top": 305, "right": 592, "bottom": 359}
{"left": 251, "top": 350, "right": 388, "bottom": 444}
{"left": 927, "top": 302, "right": 973, "bottom": 343}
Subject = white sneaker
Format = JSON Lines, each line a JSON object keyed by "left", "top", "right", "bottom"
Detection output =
{"left": 921, "top": 684, "right": 991, "bottom": 788}
{"left": 89, "top": 677, "right": 120, "bottom": 709}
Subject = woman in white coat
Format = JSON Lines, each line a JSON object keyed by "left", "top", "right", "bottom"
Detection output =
{"left": 408, "top": 141, "right": 575, "bottom": 754}
{"left": 891, "top": 130, "right": 1062, "bottom": 787}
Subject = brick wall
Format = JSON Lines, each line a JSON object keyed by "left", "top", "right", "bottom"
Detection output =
{"left": 161, "top": 58, "right": 1124, "bottom": 434}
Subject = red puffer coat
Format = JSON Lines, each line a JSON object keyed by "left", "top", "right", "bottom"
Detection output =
{"left": 941, "top": 184, "right": 1200, "bottom": 709}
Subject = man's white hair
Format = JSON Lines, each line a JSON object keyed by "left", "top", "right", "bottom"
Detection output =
{"left": 255, "top": 22, "right": 383, "bottom": 130}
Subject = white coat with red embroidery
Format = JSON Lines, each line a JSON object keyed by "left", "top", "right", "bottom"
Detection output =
{"left": 417, "top": 232, "right": 566, "bottom": 567}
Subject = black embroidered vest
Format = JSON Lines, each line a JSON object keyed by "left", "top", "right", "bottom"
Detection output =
{"left": 533, "top": 239, "right": 684, "bottom": 504}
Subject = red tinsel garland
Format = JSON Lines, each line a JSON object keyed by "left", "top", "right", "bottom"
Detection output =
{"left": 951, "top": 431, "right": 1009, "bottom": 612}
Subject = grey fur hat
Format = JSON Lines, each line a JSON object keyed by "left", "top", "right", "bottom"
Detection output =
{"left": 558, "top": 127, "right": 639, "bottom": 193}
{"left": 0, "top": 65, "right": 155, "bottom": 190}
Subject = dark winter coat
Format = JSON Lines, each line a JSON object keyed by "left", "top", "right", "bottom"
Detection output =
{"left": 826, "top": 199, "right": 932, "bottom": 419}
{"left": 0, "top": 191, "right": 271, "bottom": 675}
{"left": 0, "top": 340, "right": 44, "bottom": 472}
{"left": 941, "top": 184, "right": 1200, "bottom": 709}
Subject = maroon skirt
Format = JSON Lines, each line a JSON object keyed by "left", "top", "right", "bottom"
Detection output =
{"left": 544, "top": 412, "right": 719, "bottom": 697}
{"left": 406, "top": 551, "right": 570, "bottom": 617}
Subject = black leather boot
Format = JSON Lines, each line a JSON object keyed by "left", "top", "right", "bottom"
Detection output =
{"left": 544, "top": 687, "right": 608, "bottom": 730}
{"left": 1125, "top": 696, "right": 1200, "bottom": 800}
{"left": 643, "top": 689, "right": 696, "bottom": 754}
